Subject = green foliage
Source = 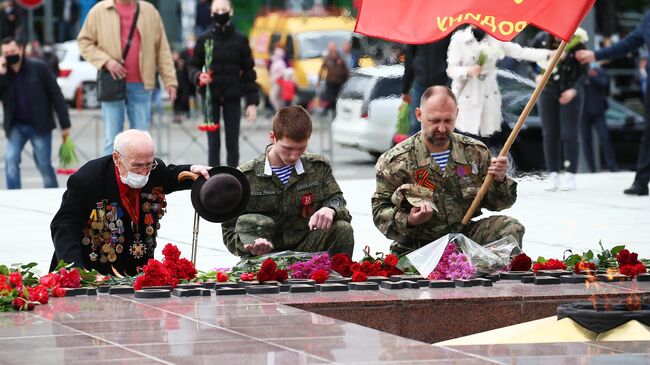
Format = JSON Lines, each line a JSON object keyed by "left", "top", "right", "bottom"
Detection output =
{"left": 395, "top": 102, "right": 410, "bottom": 136}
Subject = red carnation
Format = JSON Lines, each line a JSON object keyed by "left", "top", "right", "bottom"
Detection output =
{"left": 331, "top": 253, "right": 351, "bottom": 268}
{"left": 383, "top": 254, "right": 398, "bottom": 268}
{"left": 256, "top": 270, "right": 272, "bottom": 283}
{"left": 9, "top": 272, "right": 22, "bottom": 288}
{"left": 12, "top": 297, "right": 34, "bottom": 311}
{"left": 29, "top": 284, "right": 49, "bottom": 304}
{"left": 544, "top": 259, "right": 567, "bottom": 271}
{"left": 616, "top": 249, "right": 632, "bottom": 266}
{"left": 274, "top": 269, "right": 288, "bottom": 283}
{"left": 216, "top": 272, "right": 229, "bottom": 282}
{"left": 40, "top": 273, "right": 60, "bottom": 288}
{"left": 360, "top": 261, "right": 373, "bottom": 273}
{"left": 635, "top": 263, "right": 647, "bottom": 275}
{"left": 51, "top": 285, "right": 66, "bottom": 297}
{"left": 59, "top": 268, "right": 81, "bottom": 288}
{"left": 349, "top": 262, "right": 361, "bottom": 273}
{"left": 532, "top": 262, "right": 545, "bottom": 273}
{"left": 619, "top": 264, "right": 637, "bottom": 277}
{"left": 351, "top": 271, "right": 367, "bottom": 282}
{"left": 310, "top": 269, "right": 329, "bottom": 284}
{"left": 574, "top": 261, "right": 597, "bottom": 274}
{"left": 261, "top": 258, "right": 277, "bottom": 273}
{"left": 162, "top": 243, "right": 181, "bottom": 261}
{"left": 510, "top": 253, "right": 532, "bottom": 272}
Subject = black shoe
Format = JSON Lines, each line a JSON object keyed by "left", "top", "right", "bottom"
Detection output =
{"left": 623, "top": 183, "right": 649, "bottom": 196}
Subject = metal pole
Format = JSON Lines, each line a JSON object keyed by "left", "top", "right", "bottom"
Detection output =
{"left": 44, "top": 0, "right": 53, "bottom": 44}
{"left": 27, "top": 9, "right": 33, "bottom": 42}
{"left": 191, "top": 211, "right": 200, "bottom": 265}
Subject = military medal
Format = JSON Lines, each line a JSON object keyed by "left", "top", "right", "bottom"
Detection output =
{"left": 301, "top": 193, "right": 314, "bottom": 218}
{"left": 414, "top": 169, "right": 436, "bottom": 190}
{"left": 89, "top": 252, "right": 98, "bottom": 262}
{"left": 471, "top": 162, "right": 479, "bottom": 175}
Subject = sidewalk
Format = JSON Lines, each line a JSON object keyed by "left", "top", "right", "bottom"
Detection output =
{"left": 0, "top": 171, "right": 647, "bottom": 273}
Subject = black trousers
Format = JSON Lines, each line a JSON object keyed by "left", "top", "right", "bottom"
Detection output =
{"left": 539, "top": 83, "right": 584, "bottom": 173}
{"left": 634, "top": 90, "right": 650, "bottom": 186}
{"left": 207, "top": 98, "right": 241, "bottom": 167}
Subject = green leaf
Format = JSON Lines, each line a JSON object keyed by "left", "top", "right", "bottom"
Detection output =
{"left": 610, "top": 245, "right": 626, "bottom": 256}
{"left": 564, "top": 254, "right": 582, "bottom": 267}
{"left": 584, "top": 250, "right": 594, "bottom": 261}
{"left": 0, "top": 265, "right": 9, "bottom": 276}
{"left": 535, "top": 256, "right": 547, "bottom": 264}
{"left": 20, "top": 262, "right": 37, "bottom": 270}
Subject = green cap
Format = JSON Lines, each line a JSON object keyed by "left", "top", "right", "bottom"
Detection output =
{"left": 235, "top": 214, "right": 276, "bottom": 245}
{"left": 391, "top": 183, "right": 438, "bottom": 211}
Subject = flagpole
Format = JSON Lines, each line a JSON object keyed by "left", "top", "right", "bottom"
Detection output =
{"left": 461, "top": 40, "right": 568, "bottom": 225}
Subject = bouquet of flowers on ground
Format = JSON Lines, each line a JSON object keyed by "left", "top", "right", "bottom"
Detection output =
{"left": 132, "top": 243, "right": 197, "bottom": 290}
{"left": 427, "top": 242, "right": 476, "bottom": 280}
{"left": 330, "top": 247, "right": 403, "bottom": 282}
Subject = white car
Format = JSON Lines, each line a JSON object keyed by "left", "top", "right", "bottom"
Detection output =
{"left": 332, "top": 65, "right": 404, "bottom": 158}
{"left": 55, "top": 40, "right": 99, "bottom": 109}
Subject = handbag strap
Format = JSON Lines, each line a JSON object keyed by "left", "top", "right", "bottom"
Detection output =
{"left": 122, "top": 1, "right": 140, "bottom": 61}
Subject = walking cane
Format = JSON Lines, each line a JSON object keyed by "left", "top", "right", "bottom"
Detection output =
{"left": 178, "top": 171, "right": 201, "bottom": 265}
{"left": 462, "top": 41, "right": 568, "bottom": 225}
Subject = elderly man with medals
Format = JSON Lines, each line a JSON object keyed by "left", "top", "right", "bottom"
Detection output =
{"left": 49, "top": 130, "right": 221, "bottom": 275}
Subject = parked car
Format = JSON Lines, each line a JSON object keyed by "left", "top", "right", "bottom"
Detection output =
{"left": 55, "top": 40, "right": 98, "bottom": 109}
{"left": 333, "top": 65, "right": 644, "bottom": 172}
{"left": 332, "top": 64, "right": 403, "bottom": 158}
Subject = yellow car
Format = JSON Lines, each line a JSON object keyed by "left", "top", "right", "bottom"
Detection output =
{"left": 249, "top": 12, "right": 356, "bottom": 105}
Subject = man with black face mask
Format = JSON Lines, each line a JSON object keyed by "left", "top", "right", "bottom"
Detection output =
{"left": 188, "top": 0, "right": 259, "bottom": 168}
{"left": 0, "top": 36, "right": 71, "bottom": 189}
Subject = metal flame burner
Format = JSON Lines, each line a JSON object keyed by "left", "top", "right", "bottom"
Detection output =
{"left": 557, "top": 302, "right": 650, "bottom": 333}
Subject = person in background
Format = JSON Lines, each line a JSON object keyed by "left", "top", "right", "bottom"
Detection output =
{"left": 576, "top": 11, "right": 650, "bottom": 196}
{"left": 278, "top": 67, "right": 296, "bottom": 107}
{"left": 318, "top": 41, "right": 348, "bottom": 111}
{"left": 77, "top": 0, "right": 178, "bottom": 156}
{"left": 581, "top": 62, "right": 619, "bottom": 173}
{"left": 188, "top": 0, "right": 258, "bottom": 167}
{"left": 0, "top": 0, "right": 19, "bottom": 39}
{"left": 341, "top": 40, "right": 357, "bottom": 70}
{"left": 172, "top": 50, "right": 195, "bottom": 123}
{"left": 401, "top": 35, "right": 451, "bottom": 136}
{"left": 40, "top": 43, "right": 60, "bottom": 77}
{"left": 268, "top": 46, "right": 287, "bottom": 112}
{"left": 195, "top": 0, "right": 212, "bottom": 36}
{"left": 55, "top": 0, "right": 80, "bottom": 43}
{"left": 0, "top": 37, "right": 71, "bottom": 189}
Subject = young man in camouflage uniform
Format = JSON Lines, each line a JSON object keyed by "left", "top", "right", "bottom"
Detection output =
{"left": 372, "top": 86, "right": 524, "bottom": 256}
{"left": 222, "top": 106, "right": 354, "bottom": 257}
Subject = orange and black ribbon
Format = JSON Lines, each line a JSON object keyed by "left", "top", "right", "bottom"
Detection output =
{"left": 301, "top": 193, "right": 314, "bottom": 218}
{"left": 414, "top": 169, "right": 436, "bottom": 190}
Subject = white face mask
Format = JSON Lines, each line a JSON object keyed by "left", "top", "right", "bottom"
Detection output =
{"left": 120, "top": 171, "right": 149, "bottom": 189}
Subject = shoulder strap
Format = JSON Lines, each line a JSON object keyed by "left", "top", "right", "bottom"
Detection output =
{"left": 122, "top": 1, "right": 140, "bottom": 61}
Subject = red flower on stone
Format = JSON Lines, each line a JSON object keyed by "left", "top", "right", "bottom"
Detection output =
{"left": 59, "top": 268, "right": 81, "bottom": 288}
{"left": 544, "top": 259, "right": 567, "bottom": 271}
{"left": 261, "top": 258, "right": 277, "bottom": 273}
{"left": 274, "top": 269, "right": 288, "bottom": 283}
{"left": 573, "top": 261, "right": 597, "bottom": 274}
{"left": 12, "top": 297, "right": 34, "bottom": 311}
{"left": 162, "top": 243, "right": 181, "bottom": 261}
{"left": 619, "top": 264, "right": 637, "bottom": 277}
{"left": 9, "top": 272, "right": 22, "bottom": 288}
{"left": 310, "top": 269, "right": 329, "bottom": 284}
{"left": 39, "top": 273, "right": 60, "bottom": 288}
{"left": 635, "top": 263, "right": 647, "bottom": 275}
{"left": 510, "top": 253, "right": 532, "bottom": 272}
{"left": 351, "top": 271, "right": 367, "bottom": 282}
{"left": 616, "top": 249, "right": 632, "bottom": 266}
{"left": 350, "top": 263, "right": 361, "bottom": 272}
{"left": 256, "top": 270, "right": 272, "bottom": 283}
{"left": 532, "top": 262, "right": 545, "bottom": 273}
{"left": 216, "top": 272, "right": 229, "bottom": 282}
{"left": 29, "top": 284, "right": 49, "bottom": 304}
{"left": 51, "top": 285, "right": 66, "bottom": 297}
{"left": 383, "top": 254, "right": 398, "bottom": 268}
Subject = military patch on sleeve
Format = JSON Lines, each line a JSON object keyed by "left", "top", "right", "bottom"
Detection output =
{"left": 324, "top": 196, "right": 344, "bottom": 208}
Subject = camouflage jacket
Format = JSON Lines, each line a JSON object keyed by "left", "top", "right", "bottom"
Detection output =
{"left": 371, "top": 132, "right": 517, "bottom": 244}
{"left": 222, "top": 151, "right": 352, "bottom": 255}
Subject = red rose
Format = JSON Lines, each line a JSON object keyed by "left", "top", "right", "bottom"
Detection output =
{"left": 360, "top": 261, "right": 373, "bottom": 273}
{"left": 616, "top": 249, "right": 631, "bottom": 266}
{"left": 351, "top": 271, "right": 367, "bottom": 282}
{"left": 39, "top": 273, "right": 61, "bottom": 288}
{"left": 256, "top": 270, "right": 272, "bottom": 283}
{"left": 383, "top": 254, "right": 399, "bottom": 268}
{"left": 510, "top": 253, "right": 532, "bottom": 272}
{"left": 9, "top": 272, "right": 22, "bottom": 288}
{"left": 29, "top": 284, "right": 49, "bottom": 304}
{"left": 635, "top": 263, "right": 647, "bottom": 275}
{"left": 216, "top": 272, "right": 229, "bottom": 282}
{"left": 544, "top": 259, "right": 567, "bottom": 271}
{"left": 133, "top": 276, "right": 145, "bottom": 290}
{"left": 349, "top": 263, "right": 361, "bottom": 272}
{"left": 261, "top": 258, "right": 277, "bottom": 273}
{"left": 162, "top": 243, "right": 181, "bottom": 261}
{"left": 274, "top": 269, "right": 288, "bottom": 283}
{"left": 532, "top": 262, "right": 545, "bottom": 273}
{"left": 573, "top": 261, "right": 597, "bottom": 274}
{"left": 619, "top": 264, "right": 637, "bottom": 277}
{"left": 335, "top": 264, "right": 352, "bottom": 277}
{"left": 310, "top": 269, "right": 329, "bottom": 284}
{"left": 51, "top": 285, "right": 66, "bottom": 297}
{"left": 59, "top": 268, "right": 81, "bottom": 288}
{"left": 12, "top": 297, "right": 34, "bottom": 311}
{"left": 331, "top": 253, "right": 351, "bottom": 268}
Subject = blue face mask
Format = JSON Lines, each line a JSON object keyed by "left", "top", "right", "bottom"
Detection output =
{"left": 120, "top": 171, "right": 149, "bottom": 189}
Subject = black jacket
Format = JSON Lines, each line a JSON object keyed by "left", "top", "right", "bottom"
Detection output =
{"left": 583, "top": 68, "right": 609, "bottom": 117}
{"left": 532, "top": 33, "right": 588, "bottom": 92}
{"left": 50, "top": 156, "right": 192, "bottom": 276}
{"left": 188, "top": 24, "right": 259, "bottom": 105}
{"left": 402, "top": 35, "right": 451, "bottom": 94}
{"left": 0, "top": 57, "right": 71, "bottom": 135}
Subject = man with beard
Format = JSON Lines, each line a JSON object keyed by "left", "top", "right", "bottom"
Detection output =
{"left": 372, "top": 86, "right": 524, "bottom": 256}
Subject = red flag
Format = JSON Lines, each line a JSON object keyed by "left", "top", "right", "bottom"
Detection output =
{"left": 354, "top": 0, "right": 595, "bottom": 44}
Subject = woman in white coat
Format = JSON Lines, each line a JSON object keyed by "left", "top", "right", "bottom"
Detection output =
{"left": 447, "top": 26, "right": 552, "bottom": 137}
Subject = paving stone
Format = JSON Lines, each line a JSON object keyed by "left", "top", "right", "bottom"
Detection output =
{"left": 142, "top": 285, "right": 173, "bottom": 291}
{"left": 199, "top": 288, "right": 212, "bottom": 297}
{"left": 536, "top": 270, "right": 573, "bottom": 277}
{"left": 289, "top": 284, "right": 317, "bottom": 293}
{"left": 380, "top": 281, "right": 405, "bottom": 289}
{"left": 475, "top": 278, "right": 493, "bottom": 287}
{"left": 214, "top": 282, "right": 240, "bottom": 289}
{"left": 483, "top": 274, "right": 500, "bottom": 282}
{"left": 324, "top": 278, "right": 351, "bottom": 284}
{"left": 108, "top": 286, "right": 134, "bottom": 295}
{"left": 245, "top": 285, "right": 280, "bottom": 294}
{"left": 97, "top": 285, "right": 109, "bottom": 293}
{"left": 215, "top": 287, "right": 246, "bottom": 296}
{"left": 285, "top": 279, "right": 316, "bottom": 285}
{"left": 403, "top": 281, "right": 421, "bottom": 289}
{"left": 64, "top": 287, "right": 89, "bottom": 296}
{"left": 453, "top": 279, "right": 478, "bottom": 287}
{"left": 261, "top": 280, "right": 280, "bottom": 286}
{"left": 84, "top": 287, "right": 97, "bottom": 296}
{"left": 596, "top": 273, "right": 631, "bottom": 282}
{"left": 135, "top": 289, "right": 171, "bottom": 299}
{"left": 349, "top": 282, "right": 380, "bottom": 290}
{"left": 637, "top": 273, "right": 650, "bottom": 282}
{"left": 417, "top": 280, "right": 431, "bottom": 288}
{"left": 366, "top": 276, "right": 390, "bottom": 284}
{"left": 521, "top": 276, "right": 536, "bottom": 284}
{"left": 534, "top": 276, "right": 561, "bottom": 285}
{"left": 175, "top": 283, "right": 203, "bottom": 289}
{"left": 317, "top": 283, "right": 349, "bottom": 292}
{"left": 390, "top": 275, "right": 424, "bottom": 282}
{"left": 172, "top": 288, "right": 202, "bottom": 297}
{"left": 500, "top": 271, "right": 534, "bottom": 280}
{"left": 560, "top": 275, "right": 595, "bottom": 284}
{"left": 237, "top": 281, "right": 258, "bottom": 288}
{"left": 279, "top": 284, "right": 291, "bottom": 292}
{"left": 201, "top": 282, "right": 216, "bottom": 289}
{"left": 428, "top": 280, "right": 455, "bottom": 288}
